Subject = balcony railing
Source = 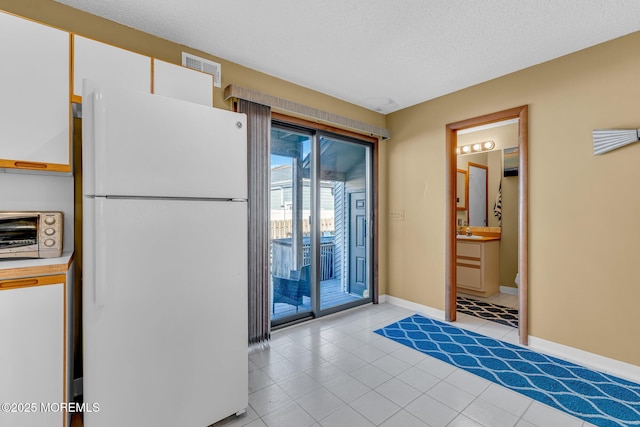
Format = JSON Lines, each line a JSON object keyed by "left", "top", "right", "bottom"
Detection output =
{"left": 271, "top": 236, "right": 335, "bottom": 281}
{"left": 270, "top": 218, "right": 334, "bottom": 239}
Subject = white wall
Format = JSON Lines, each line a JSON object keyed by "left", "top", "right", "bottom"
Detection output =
{"left": 0, "top": 171, "right": 74, "bottom": 251}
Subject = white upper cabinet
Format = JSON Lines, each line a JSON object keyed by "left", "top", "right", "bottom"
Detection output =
{"left": 73, "top": 35, "right": 151, "bottom": 98}
{"left": 0, "top": 12, "right": 70, "bottom": 172}
{"left": 152, "top": 59, "right": 213, "bottom": 106}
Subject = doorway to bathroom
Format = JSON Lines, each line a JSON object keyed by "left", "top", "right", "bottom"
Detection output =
{"left": 445, "top": 105, "right": 529, "bottom": 345}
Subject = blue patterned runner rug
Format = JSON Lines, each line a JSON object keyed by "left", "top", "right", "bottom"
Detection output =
{"left": 374, "top": 314, "right": 640, "bottom": 426}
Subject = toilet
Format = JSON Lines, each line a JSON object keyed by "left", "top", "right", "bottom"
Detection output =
{"left": 514, "top": 273, "right": 520, "bottom": 287}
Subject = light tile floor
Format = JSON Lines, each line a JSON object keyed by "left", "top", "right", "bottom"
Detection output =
{"left": 213, "top": 302, "right": 595, "bottom": 427}
{"left": 458, "top": 290, "right": 519, "bottom": 310}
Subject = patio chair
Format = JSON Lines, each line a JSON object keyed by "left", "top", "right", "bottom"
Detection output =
{"left": 272, "top": 264, "right": 311, "bottom": 312}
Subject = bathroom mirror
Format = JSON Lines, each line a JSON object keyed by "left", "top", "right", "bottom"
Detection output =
{"left": 467, "top": 162, "right": 488, "bottom": 226}
{"left": 456, "top": 169, "right": 467, "bottom": 210}
{"left": 457, "top": 148, "right": 506, "bottom": 228}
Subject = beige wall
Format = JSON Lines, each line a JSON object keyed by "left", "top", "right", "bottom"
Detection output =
{"left": 385, "top": 31, "right": 640, "bottom": 365}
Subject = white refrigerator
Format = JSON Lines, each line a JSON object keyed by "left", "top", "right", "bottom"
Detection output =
{"left": 82, "top": 81, "right": 248, "bottom": 427}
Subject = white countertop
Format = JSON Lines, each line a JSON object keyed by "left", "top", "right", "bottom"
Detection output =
{"left": 0, "top": 250, "right": 74, "bottom": 279}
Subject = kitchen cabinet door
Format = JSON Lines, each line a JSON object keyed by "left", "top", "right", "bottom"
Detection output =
{"left": 73, "top": 35, "right": 151, "bottom": 99}
{"left": 153, "top": 59, "right": 213, "bottom": 106}
{"left": 0, "top": 12, "right": 71, "bottom": 172}
{"left": 0, "top": 275, "right": 65, "bottom": 427}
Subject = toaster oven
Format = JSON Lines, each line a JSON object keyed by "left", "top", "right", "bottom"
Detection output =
{"left": 0, "top": 211, "right": 63, "bottom": 259}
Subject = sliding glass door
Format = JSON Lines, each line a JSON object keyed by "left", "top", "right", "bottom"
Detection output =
{"left": 317, "top": 135, "right": 371, "bottom": 311}
{"left": 270, "top": 127, "right": 312, "bottom": 322}
{"left": 270, "top": 124, "right": 373, "bottom": 326}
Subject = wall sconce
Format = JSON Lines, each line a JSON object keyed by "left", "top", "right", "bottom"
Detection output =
{"left": 593, "top": 129, "right": 640, "bottom": 155}
{"left": 456, "top": 140, "right": 495, "bottom": 155}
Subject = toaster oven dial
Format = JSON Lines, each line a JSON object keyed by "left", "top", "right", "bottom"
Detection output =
{"left": 44, "top": 216, "right": 56, "bottom": 225}
{"left": 44, "top": 239, "right": 56, "bottom": 247}
{"left": 45, "top": 228, "right": 56, "bottom": 236}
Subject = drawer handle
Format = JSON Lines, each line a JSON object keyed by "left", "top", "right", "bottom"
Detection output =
{"left": 457, "top": 255, "right": 481, "bottom": 261}
{"left": 14, "top": 161, "right": 48, "bottom": 169}
{"left": 457, "top": 263, "right": 481, "bottom": 269}
{"left": 0, "top": 279, "right": 39, "bottom": 289}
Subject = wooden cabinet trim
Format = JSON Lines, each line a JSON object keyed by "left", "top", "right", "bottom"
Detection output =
{"left": 151, "top": 56, "right": 155, "bottom": 93}
{"left": 0, "top": 160, "right": 71, "bottom": 173}
{"left": 0, "top": 256, "right": 73, "bottom": 280}
{"left": 0, "top": 273, "right": 66, "bottom": 290}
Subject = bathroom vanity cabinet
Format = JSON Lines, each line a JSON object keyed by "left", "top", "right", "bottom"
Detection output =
{"left": 456, "top": 239, "right": 500, "bottom": 297}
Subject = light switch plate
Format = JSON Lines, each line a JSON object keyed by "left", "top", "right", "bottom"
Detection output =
{"left": 390, "top": 210, "right": 405, "bottom": 221}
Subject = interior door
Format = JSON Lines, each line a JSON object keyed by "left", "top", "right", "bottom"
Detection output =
{"left": 349, "top": 192, "right": 367, "bottom": 296}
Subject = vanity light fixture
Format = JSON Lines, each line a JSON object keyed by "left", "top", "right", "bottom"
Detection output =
{"left": 456, "top": 140, "right": 495, "bottom": 155}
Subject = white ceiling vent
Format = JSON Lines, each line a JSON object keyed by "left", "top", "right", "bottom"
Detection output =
{"left": 181, "top": 52, "right": 221, "bottom": 88}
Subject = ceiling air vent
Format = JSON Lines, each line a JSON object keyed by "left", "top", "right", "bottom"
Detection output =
{"left": 181, "top": 52, "right": 221, "bottom": 88}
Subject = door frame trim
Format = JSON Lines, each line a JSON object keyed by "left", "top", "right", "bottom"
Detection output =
{"left": 445, "top": 105, "right": 529, "bottom": 345}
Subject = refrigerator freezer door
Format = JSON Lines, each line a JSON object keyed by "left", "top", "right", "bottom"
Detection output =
{"left": 83, "top": 197, "right": 248, "bottom": 427}
{"left": 82, "top": 81, "right": 247, "bottom": 199}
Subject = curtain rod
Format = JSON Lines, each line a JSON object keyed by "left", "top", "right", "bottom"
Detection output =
{"left": 224, "top": 84, "right": 391, "bottom": 140}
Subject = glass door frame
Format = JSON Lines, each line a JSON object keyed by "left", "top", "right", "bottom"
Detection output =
{"left": 312, "top": 131, "right": 374, "bottom": 317}
{"left": 270, "top": 123, "right": 314, "bottom": 327}
{"left": 271, "top": 119, "right": 376, "bottom": 328}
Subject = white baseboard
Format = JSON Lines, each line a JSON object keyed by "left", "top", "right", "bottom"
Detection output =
{"left": 379, "top": 294, "right": 446, "bottom": 321}
{"left": 499, "top": 286, "right": 518, "bottom": 295}
{"left": 528, "top": 336, "right": 640, "bottom": 384}
{"left": 380, "top": 294, "right": 640, "bottom": 384}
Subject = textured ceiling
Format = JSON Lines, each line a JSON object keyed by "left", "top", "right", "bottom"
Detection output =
{"left": 54, "top": 0, "right": 640, "bottom": 114}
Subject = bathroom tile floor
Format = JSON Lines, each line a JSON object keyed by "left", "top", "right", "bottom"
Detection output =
{"left": 458, "top": 290, "right": 519, "bottom": 309}
{"left": 457, "top": 291, "right": 519, "bottom": 328}
{"left": 213, "top": 302, "right": 595, "bottom": 427}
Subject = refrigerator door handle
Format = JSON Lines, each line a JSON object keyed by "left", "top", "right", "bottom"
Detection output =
{"left": 94, "top": 198, "right": 107, "bottom": 306}
{"left": 93, "top": 90, "right": 108, "bottom": 196}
